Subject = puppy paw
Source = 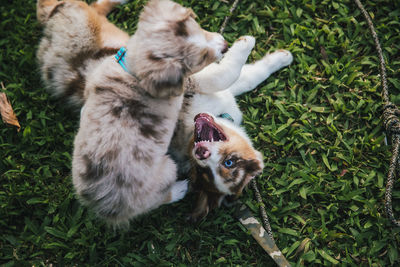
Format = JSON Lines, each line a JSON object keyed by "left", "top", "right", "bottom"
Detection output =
{"left": 222, "top": 195, "right": 238, "bottom": 207}
{"left": 169, "top": 179, "right": 189, "bottom": 203}
{"left": 264, "top": 49, "right": 293, "bottom": 68}
{"left": 231, "top": 36, "right": 256, "bottom": 54}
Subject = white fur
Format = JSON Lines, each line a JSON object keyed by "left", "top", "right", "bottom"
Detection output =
{"left": 227, "top": 49, "right": 293, "bottom": 96}
{"left": 190, "top": 36, "right": 255, "bottom": 93}
{"left": 169, "top": 179, "right": 189, "bottom": 203}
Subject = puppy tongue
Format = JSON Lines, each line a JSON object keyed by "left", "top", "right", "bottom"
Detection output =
{"left": 194, "top": 113, "right": 227, "bottom": 143}
{"left": 195, "top": 145, "right": 211, "bottom": 160}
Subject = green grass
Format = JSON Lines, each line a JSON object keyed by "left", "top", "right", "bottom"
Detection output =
{"left": 1, "top": 0, "right": 400, "bottom": 266}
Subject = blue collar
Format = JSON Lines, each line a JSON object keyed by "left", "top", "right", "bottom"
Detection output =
{"left": 115, "top": 47, "right": 129, "bottom": 72}
{"left": 218, "top": 113, "right": 234, "bottom": 123}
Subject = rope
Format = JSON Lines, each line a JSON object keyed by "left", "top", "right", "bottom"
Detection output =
{"left": 353, "top": 0, "right": 400, "bottom": 227}
{"left": 251, "top": 179, "right": 274, "bottom": 240}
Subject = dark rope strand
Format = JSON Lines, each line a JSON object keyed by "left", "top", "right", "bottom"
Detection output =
{"left": 251, "top": 179, "right": 274, "bottom": 240}
{"left": 386, "top": 135, "right": 400, "bottom": 227}
{"left": 354, "top": 0, "right": 400, "bottom": 227}
{"left": 353, "top": 0, "right": 388, "bottom": 103}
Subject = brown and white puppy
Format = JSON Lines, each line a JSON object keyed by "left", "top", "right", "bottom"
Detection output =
{"left": 169, "top": 36, "right": 292, "bottom": 221}
{"left": 37, "top": 0, "right": 227, "bottom": 226}
{"left": 188, "top": 113, "right": 264, "bottom": 221}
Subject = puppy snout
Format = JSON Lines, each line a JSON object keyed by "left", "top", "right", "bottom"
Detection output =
{"left": 215, "top": 34, "right": 228, "bottom": 54}
{"left": 195, "top": 146, "right": 211, "bottom": 160}
{"left": 200, "top": 30, "right": 229, "bottom": 58}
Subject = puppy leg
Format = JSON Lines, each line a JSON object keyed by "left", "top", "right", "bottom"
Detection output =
{"left": 227, "top": 49, "right": 293, "bottom": 96}
{"left": 143, "top": 155, "right": 188, "bottom": 207}
{"left": 165, "top": 180, "right": 189, "bottom": 204}
{"left": 140, "top": 155, "right": 189, "bottom": 210}
{"left": 91, "top": 0, "right": 127, "bottom": 17}
{"left": 90, "top": 0, "right": 130, "bottom": 48}
{"left": 191, "top": 36, "right": 255, "bottom": 93}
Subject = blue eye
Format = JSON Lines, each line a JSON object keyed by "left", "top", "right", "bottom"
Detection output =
{"left": 224, "top": 159, "right": 234, "bottom": 168}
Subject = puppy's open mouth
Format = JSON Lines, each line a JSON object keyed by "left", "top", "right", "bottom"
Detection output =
{"left": 193, "top": 113, "right": 227, "bottom": 160}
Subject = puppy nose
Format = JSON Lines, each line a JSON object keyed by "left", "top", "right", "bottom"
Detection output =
{"left": 221, "top": 40, "right": 229, "bottom": 54}
{"left": 195, "top": 146, "right": 211, "bottom": 160}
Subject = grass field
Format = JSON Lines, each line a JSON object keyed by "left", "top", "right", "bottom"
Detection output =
{"left": 1, "top": 0, "right": 400, "bottom": 266}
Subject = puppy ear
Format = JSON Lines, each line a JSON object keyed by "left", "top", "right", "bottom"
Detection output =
{"left": 37, "top": 1, "right": 65, "bottom": 24}
{"left": 140, "top": 55, "right": 185, "bottom": 98}
{"left": 172, "top": 8, "right": 196, "bottom": 37}
{"left": 189, "top": 191, "right": 209, "bottom": 222}
{"left": 173, "top": 19, "right": 189, "bottom": 37}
